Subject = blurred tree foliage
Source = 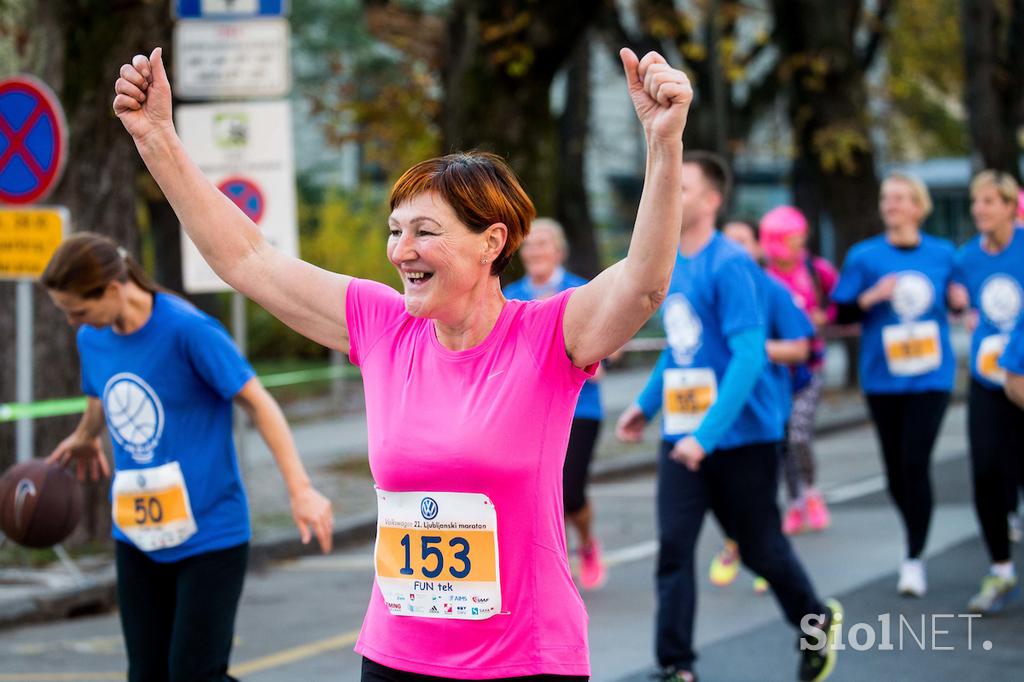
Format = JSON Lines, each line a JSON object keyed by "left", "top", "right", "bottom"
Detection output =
{"left": 884, "top": 0, "right": 967, "bottom": 160}
{"left": 291, "top": 0, "right": 442, "bottom": 181}
{"left": 605, "top": 0, "right": 779, "bottom": 161}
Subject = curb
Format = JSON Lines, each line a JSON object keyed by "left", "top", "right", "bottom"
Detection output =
{"left": 0, "top": 566, "right": 116, "bottom": 630}
{"left": 0, "top": 405, "right": 872, "bottom": 631}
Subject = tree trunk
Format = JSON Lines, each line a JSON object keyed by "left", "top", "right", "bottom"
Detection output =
{"left": 0, "top": 0, "right": 172, "bottom": 543}
{"left": 557, "top": 35, "right": 600, "bottom": 279}
{"left": 961, "top": 0, "right": 1024, "bottom": 179}
{"left": 772, "top": 0, "right": 883, "bottom": 263}
{"left": 441, "top": 0, "right": 600, "bottom": 216}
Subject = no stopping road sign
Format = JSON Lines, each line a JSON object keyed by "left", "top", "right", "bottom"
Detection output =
{"left": 0, "top": 77, "right": 68, "bottom": 205}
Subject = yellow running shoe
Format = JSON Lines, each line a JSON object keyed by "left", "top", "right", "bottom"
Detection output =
{"left": 798, "top": 598, "right": 843, "bottom": 682}
{"left": 709, "top": 540, "right": 740, "bottom": 586}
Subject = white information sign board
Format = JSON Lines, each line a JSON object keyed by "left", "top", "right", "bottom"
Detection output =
{"left": 173, "top": 18, "right": 290, "bottom": 99}
{"left": 176, "top": 100, "right": 298, "bottom": 293}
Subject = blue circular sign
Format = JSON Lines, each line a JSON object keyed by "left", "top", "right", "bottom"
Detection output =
{"left": 0, "top": 76, "right": 67, "bottom": 204}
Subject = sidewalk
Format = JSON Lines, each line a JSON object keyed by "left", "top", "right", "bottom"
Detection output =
{"left": 0, "top": 363, "right": 871, "bottom": 630}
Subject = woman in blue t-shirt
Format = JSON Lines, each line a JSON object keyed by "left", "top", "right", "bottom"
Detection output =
{"left": 832, "top": 173, "right": 956, "bottom": 599}
{"left": 503, "top": 218, "right": 607, "bottom": 591}
{"left": 949, "top": 171, "right": 1024, "bottom": 614}
{"left": 41, "top": 233, "right": 334, "bottom": 682}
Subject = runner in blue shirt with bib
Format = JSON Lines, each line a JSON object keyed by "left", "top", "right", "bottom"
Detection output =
{"left": 504, "top": 217, "right": 607, "bottom": 591}
{"left": 616, "top": 154, "right": 840, "bottom": 682}
{"left": 43, "top": 233, "right": 334, "bottom": 682}
{"left": 949, "top": 171, "right": 1024, "bottom": 615}
{"left": 832, "top": 173, "right": 955, "bottom": 599}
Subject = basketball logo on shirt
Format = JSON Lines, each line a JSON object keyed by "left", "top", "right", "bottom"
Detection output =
{"left": 103, "top": 373, "right": 165, "bottom": 464}
{"left": 664, "top": 294, "right": 703, "bottom": 364}
{"left": 891, "top": 272, "right": 934, "bottom": 321}
{"left": 979, "top": 275, "right": 1022, "bottom": 331}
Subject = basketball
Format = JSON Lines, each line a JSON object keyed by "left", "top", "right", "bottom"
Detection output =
{"left": 0, "top": 460, "right": 83, "bottom": 549}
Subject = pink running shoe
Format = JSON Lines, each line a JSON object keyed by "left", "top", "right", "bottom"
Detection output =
{"left": 782, "top": 502, "right": 805, "bottom": 535}
{"left": 805, "top": 491, "right": 831, "bottom": 531}
{"left": 579, "top": 539, "right": 607, "bottom": 591}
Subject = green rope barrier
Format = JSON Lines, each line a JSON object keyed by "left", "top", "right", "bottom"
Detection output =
{"left": 0, "top": 364, "right": 357, "bottom": 423}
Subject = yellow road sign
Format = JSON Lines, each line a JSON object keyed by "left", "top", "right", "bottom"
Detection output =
{"left": 0, "top": 206, "right": 69, "bottom": 280}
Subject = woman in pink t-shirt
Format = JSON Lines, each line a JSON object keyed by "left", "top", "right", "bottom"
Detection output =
{"left": 759, "top": 207, "right": 839, "bottom": 536}
{"left": 113, "top": 46, "right": 692, "bottom": 680}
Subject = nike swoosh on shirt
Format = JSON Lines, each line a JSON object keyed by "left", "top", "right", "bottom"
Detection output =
{"left": 487, "top": 370, "right": 506, "bottom": 380}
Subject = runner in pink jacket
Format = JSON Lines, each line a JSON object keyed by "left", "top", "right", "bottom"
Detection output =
{"left": 760, "top": 206, "right": 839, "bottom": 535}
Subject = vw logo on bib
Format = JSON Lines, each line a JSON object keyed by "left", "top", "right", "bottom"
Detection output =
{"left": 103, "top": 373, "right": 165, "bottom": 464}
{"left": 420, "top": 497, "right": 439, "bottom": 520}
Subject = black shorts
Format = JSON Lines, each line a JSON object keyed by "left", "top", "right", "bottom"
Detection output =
{"left": 563, "top": 418, "right": 601, "bottom": 515}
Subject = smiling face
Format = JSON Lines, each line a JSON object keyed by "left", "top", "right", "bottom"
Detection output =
{"left": 880, "top": 178, "right": 925, "bottom": 231}
{"left": 47, "top": 283, "right": 123, "bottom": 328}
{"left": 519, "top": 226, "right": 564, "bottom": 283}
{"left": 387, "top": 192, "right": 505, "bottom": 319}
{"left": 971, "top": 183, "right": 1016, "bottom": 237}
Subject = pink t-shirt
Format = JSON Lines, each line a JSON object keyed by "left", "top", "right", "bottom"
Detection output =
{"left": 347, "top": 279, "right": 593, "bottom": 679}
{"left": 767, "top": 256, "right": 838, "bottom": 369}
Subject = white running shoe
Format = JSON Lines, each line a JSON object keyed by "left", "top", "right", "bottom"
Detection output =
{"left": 898, "top": 559, "right": 927, "bottom": 597}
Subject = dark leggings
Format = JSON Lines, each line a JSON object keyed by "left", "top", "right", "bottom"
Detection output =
{"left": 361, "top": 658, "right": 589, "bottom": 681}
{"left": 564, "top": 418, "right": 601, "bottom": 515}
{"left": 116, "top": 541, "right": 248, "bottom": 682}
{"left": 865, "top": 391, "right": 950, "bottom": 559}
{"left": 656, "top": 440, "right": 823, "bottom": 670}
{"left": 968, "top": 379, "right": 1024, "bottom": 563}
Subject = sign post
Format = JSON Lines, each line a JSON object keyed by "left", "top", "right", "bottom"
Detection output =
{"left": 0, "top": 207, "right": 70, "bottom": 461}
{"left": 1, "top": 76, "right": 69, "bottom": 463}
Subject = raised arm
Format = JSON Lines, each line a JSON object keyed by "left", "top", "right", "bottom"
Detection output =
{"left": 563, "top": 50, "right": 691, "bottom": 368}
{"left": 113, "top": 49, "right": 351, "bottom": 352}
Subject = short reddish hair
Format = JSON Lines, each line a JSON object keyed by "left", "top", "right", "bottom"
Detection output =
{"left": 389, "top": 152, "right": 536, "bottom": 276}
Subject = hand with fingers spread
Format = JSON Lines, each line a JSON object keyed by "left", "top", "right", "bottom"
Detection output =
{"left": 290, "top": 484, "right": 334, "bottom": 554}
{"left": 113, "top": 47, "right": 174, "bottom": 143}
{"left": 47, "top": 434, "right": 110, "bottom": 482}
{"left": 619, "top": 48, "right": 693, "bottom": 144}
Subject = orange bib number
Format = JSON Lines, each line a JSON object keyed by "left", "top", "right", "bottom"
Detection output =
{"left": 374, "top": 489, "right": 501, "bottom": 620}
{"left": 882, "top": 321, "right": 942, "bottom": 376}
{"left": 112, "top": 462, "right": 197, "bottom": 552}
{"left": 664, "top": 368, "right": 717, "bottom": 435}
{"left": 976, "top": 334, "right": 1008, "bottom": 386}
